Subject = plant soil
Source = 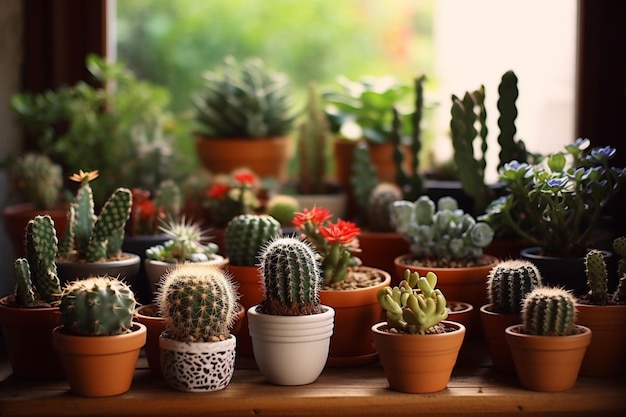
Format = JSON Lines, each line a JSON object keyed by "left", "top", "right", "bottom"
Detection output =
{"left": 323, "top": 265, "right": 387, "bottom": 291}
{"left": 403, "top": 255, "right": 494, "bottom": 268}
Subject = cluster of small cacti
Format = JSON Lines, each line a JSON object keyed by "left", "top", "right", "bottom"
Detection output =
{"left": 145, "top": 217, "right": 219, "bottom": 263}
{"left": 13, "top": 215, "right": 61, "bottom": 306}
{"left": 59, "top": 276, "right": 136, "bottom": 336}
{"left": 10, "top": 153, "right": 63, "bottom": 211}
{"left": 366, "top": 183, "right": 403, "bottom": 233}
{"left": 390, "top": 195, "right": 494, "bottom": 262}
{"left": 521, "top": 287, "right": 577, "bottom": 336}
{"left": 157, "top": 264, "right": 239, "bottom": 342}
{"left": 487, "top": 260, "right": 543, "bottom": 314}
{"left": 258, "top": 236, "right": 323, "bottom": 316}
{"left": 378, "top": 269, "right": 448, "bottom": 335}
{"left": 584, "top": 238, "right": 626, "bottom": 304}
{"left": 225, "top": 214, "right": 281, "bottom": 266}
{"left": 57, "top": 170, "right": 132, "bottom": 262}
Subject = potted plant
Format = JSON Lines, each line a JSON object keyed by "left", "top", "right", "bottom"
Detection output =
{"left": 372, "top": 268, "right": 466, "bottom": 393}
{"left": 575, "top": 243, "right": 626, "bottom": 376}
{"left": 390, "top": 195, "right": 497, "bottom": 335}
{"left": 481, "top": 139, "right": 626, "bottom": 294}
{"left": 0, "top": 215, "right": 64, "bottom": 378}
{"left": 54, "top": 170, "right": 140, "bottom": 287}
{"left": 247, "top": 236, "right": 335, "bottom": 385}
{"left": 192, "top": 56, "right": 297, "bottom": 181}
{"left": 292, "top": 206, "right": 391, "bottom": 366}
{"left": 223, "top": 213, "right": 282, "bottom": 356}
{"left": 156, "top": 263, "right": 240, "bottom": 392}
{"left": 204, "top": 168, "right": 263, "bottom": 229}
{"left": 52, "top": 276, "right": 146, "bottom": 397}
{"left": 505, "top": 287, "right": 592, "bottom": 392}
{"left": 479, "top": 259, "right": 543, "bottom": 372}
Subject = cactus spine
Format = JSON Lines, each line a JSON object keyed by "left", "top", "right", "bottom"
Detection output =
{"left": 487, "top": 260, "right": 543, "bottom": 314}
{"left": 225, "top": 214, "right": 281, "bottom": 266}
{"left": 366, "top": 182, "right": 402, "bottom": 232}
{"left": 259, "top": 236, "right": 322, "bottom": 316}
{"left": 584, "top": 249, "right": 608, "bottom": 304}
{"left": 59, "top": 276, "right": 136, "bottom": 336}
{"left": 157, "top": 264, "right": 239, "bottom": 342}
{"left": 521, "top": 287, "right": 577, "bottom": 336}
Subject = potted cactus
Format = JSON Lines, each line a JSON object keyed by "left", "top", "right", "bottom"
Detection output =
{"left": 505, "top": 287, "right": 592, "bottom": 392}
{"left": 51, "top": 276, "right": 146, "bottom": 397}
{"left": 0, "top": 214, "right": 65, "bottom": 378}
{"left": 479, "top": 259, "right": 543, "bottom": 372}
{"left": 157, "top": 263, "right": 240, "bottom": 392}
{"left": 54, "top": 170, "right": 140, "bottom": 287}
{"left": 575, "top": 242, "right": 626, "bottom": 376}
{"left": 372, "top": 269, "right": 466, "bottom": 393}
{"left": 247, "top": 236, "right": 335, "bottom": 385}
{"left": 192, "top": 56, "right": 297, "bottom": 181}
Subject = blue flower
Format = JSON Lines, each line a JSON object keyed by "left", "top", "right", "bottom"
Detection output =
{"left": 546, "top": 177, "right": 568, "bottom": 188}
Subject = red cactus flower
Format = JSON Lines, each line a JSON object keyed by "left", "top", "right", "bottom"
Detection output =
{"left": 234, "top": 172, "right": 257, "bottom": 186}
{"left": 138, "top": 199, "right": 156, "bottom": 219}
{"left": 293, "top": 206, "right": 332, "bottom": 229}
{"left": 319, "top": 220, "right": 360, "bottom": 245}
{"left": 207, "top": 183, "right": 230, "bottom": 199}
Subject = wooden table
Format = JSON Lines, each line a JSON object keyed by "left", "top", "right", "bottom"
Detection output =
{"left": 1, "top": 339, "right": 624, "bottom": 417}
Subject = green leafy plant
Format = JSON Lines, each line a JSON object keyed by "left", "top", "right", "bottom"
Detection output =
{"left": 145, "top": 218, "right": 220, "bottom": 264}
{"left": 521, "top": 287, "right": 577, "bottom": 336}
{"left": 487, "top": 259, "right": 543, "bottom": 314}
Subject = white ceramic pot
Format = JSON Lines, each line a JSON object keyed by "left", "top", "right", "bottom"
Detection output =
{"left": 247, "top": 305, "right": 335, "bottom": 386}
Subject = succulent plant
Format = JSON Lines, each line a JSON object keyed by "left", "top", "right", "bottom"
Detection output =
{"left": 521, "top": 287, "right": 577, "bottom": 336}
{"left": 378, "top": 269, "right": 449, "bottom": 335}
{"left": 224, "top": 214, "right": 282, "bottom": 266}
{"left": 258, "top": 236, "right": 323, "bottom": 316}
{"left": 59, "top": 276, "right": 136, "bottom": 336}
{"left": 266, "top": 194, "right": 299, "bottom": 226}
{"left": 57, "top": 170, "right": 132, "bottom": 262}
{"left": 157, "top": 264, "right": 239, "bottom": 342}
{"left": 192, "top": 56, "right": 297, "bottom": 138}
{"left": 145, "top": 217, "right": 219, "bottom": 264}
{"left": 10, "top": 153, "right": 64, "bottom": 211}
{"left": 13, "top": 215, "right": 61, "bottom": 307}
{"left": 390, "top": 195, "right": 494, "bottom": 264}
{"left": 487, "top": 260, "right": 543, "bottom": 314}
{"left": 366, "top": 182, "right": 403, "bottom": 233}
{"left": 583, "top": 240, "right": 626, "bottom": 305}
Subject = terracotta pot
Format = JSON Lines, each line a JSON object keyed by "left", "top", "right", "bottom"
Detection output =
{"left": 358, "top": 232, "right": 409, "bottom": 284}
{"left": 247, "top": 305, "right": 335, "bottom": 386}
{"left": 371, "top": 320, "right": 466, "bottom": 394}
{"left": 144, "top": 256, "right": 228, "bottom": 295}
{"left": 56, "top": 253, "right": 141, "bottom": 288}
{"left": 479, "top": 304, "right": 519, "bottom": 373}
{"left": 319, "top": 266, "right": 390, "bottom": 367}
{"left": 226, "top": 264, "right": 265, "bottom": 357}
{"left": 52, "top": 323, "right": 147, "bottom": 397}
{"left": 194, "top": 135, "right": 291, "bottom": 180}
{"left": 505, "top": 324, "right": 592, "bottom": 392}
{"left": 0, "top": 296, "right": 64, "bottom": 378}
{"left": 447, "top": 301, "right": 474, "bottom": 330}
{"left": 160, "top": 334, "right": 237, "bottom": 392}
{"left": 2, "top": 203, "right": 69, "bottom": 258}
{"left": 576, "top": 303, "right": 626, "bottom": 377}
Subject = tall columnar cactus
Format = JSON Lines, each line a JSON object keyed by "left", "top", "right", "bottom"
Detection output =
{"left": 614, "top": 237, "right": 626, "bottom": 282}
{"left": 225, "top": 214, "right": 281, "bottom": 266}
{"left": 157, "top": 264, "right": 239, "bottom": 342}
{"left": 487, "top": 260, "right": 542, "bottom": 314}
{"left": 521, "top": 287, "right": 577, "bottom": 336}
{"left": 59, "top": 276, "right": 136, "bottom": 336}
{"left": 497, "top": 70, "right": 528, "bottom": 170}
{"left": 350, "top": 142, "right": 379, "bottom": 214}
{"left": 13, "top": 215, "right": 61, "bottom": 306}
{"left": 366, "top": 182, "right": 402, "bottom": 232}
{"left": 585, "top": 249, "right": 609, "bottom": 304}
{"left": 378, "top": 269, "right": 448, "bottom": 335}
{"left": 258, "top": 236, "right": 323, "bottom": 316}
{"left": 57, "top": 170, "right": 132, "bottom": 262}
{"left": 10, "top": 153, "right": 63, "bottom": 210}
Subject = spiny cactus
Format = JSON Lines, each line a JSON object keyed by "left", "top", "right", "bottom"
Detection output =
{"left": 157, "top": 264, "right": 239, "bottom": 342}
{"left": 521, "top": 287, "right": 577, "bottom": 336}
{"left": 366, "top": 182, "right": 402, "bottom": 232}
{"left": 258, "top": 236, "right": 323, "bottom": 316}
{"left": 350, "top": 142, "right": 379, "bottom": 214}
{"left": 225, "top": 214, "right": 281, "bottom": 266}
{"left": 13, "top": 215, "right": 61, "bottom": 306}
{"left": 59, "top": 276, "right": 136, "bottom": 336}
{"left": 378, "top": 269, "right": 448, "bottom": 335}
{"left": 497, "top": 70, "right": 528, "bottom": 170}
{"left": 57, "top": 170, "right": 132, "bottom": 262}
{"left": 145, "top": 217, "right": 219, "bottom": 263}
{"left": 585, "top": 249, "right": 609, "bottom": 304}
{"left": 487, "top": 260, "right": 542, "bottom": 314}
{"left": 10, "top": 153, "right": 63, "bottom": 210}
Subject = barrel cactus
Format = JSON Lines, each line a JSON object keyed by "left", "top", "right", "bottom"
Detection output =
{"left": 157, "top": 264, "right": 239, "bottom": 342}
{"left": 225, "top": 214, "right": 281, "bottom": 266}
{"left": 59, "top": 276, "right": 136, "bottom": 336}
{"left": 487, "top": 260, "right": 543, "bottom": 314}
{"left": 521, "top": 287, "right": 577, "bottom": 336}
{"left": 258, "top": 236, "right": 323, "bottom": 316}
{"left": 366, "top": 182, "right": 402, "bottom": 232}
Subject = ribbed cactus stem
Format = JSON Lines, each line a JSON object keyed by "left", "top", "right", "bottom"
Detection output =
{"left": 14, "top": 259, "right": 36, "bottom": 306}
{"left": 73, "top": 178, "right": 96, "bottom": 258}
{"left": 496, "top": 70, "right": 527, "bottom": 169}
{"left": 157, "top": 264, "right": 239, "bottom": 342}
{"left": 24, "top": 215, "right": 61, "bottom": 303}
{"left": 225, "top": 214, "right": 281, "bottom": 266}
{"left": 85, "top": 188, "right": 132, "bottom": 261}
{"left": 487, "top": 260, "right": 542, "bottom": 314}
{"left": 259, "top": 236, "right": 322, "bottom": 316}
{"left": 366, "top": 183, "right": 402, "bottom": 232}
{"left": 59, "top": 276, "right": 136, "bottom": 336}
{"left": 585, "top": 249, "right": 608, "bottom": 304}
{"left": 522, "top": 287, "right": 577, "bottom": 336}
{"left": 350, "top": 142, "right": 378, "bottom": 213}
{"left": 298, "top": 81, "right": 328, "bottom": 195}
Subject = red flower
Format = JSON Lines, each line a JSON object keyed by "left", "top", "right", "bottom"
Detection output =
{"left": 292, "top": 206, "right": 332, "bottom": 229}
{"left": 319, "top": 220, "right": 360, "bottom": 245}
{"left": 234, "top": 172, "right": 257, "bottom": 186}
{"left": 207, "top": 184, "right": 230, "bottom": 199}
{"left": 138, "top": 199, "right": 156, "bottom": 219}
